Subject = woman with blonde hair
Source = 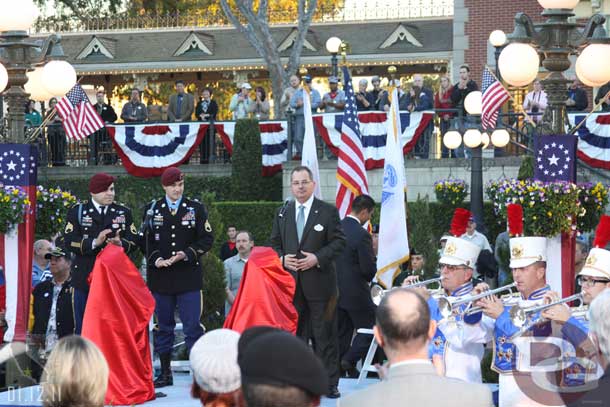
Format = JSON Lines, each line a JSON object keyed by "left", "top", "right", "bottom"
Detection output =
{"left": 41, "top": 335, "right": 109, "bottom": 407}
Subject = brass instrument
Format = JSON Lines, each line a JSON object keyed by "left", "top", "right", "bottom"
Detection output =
{"left": 438, "top": 282, "right": 518, "bottom": 319}
{"left": 509, "top": 293, "right": 584, "bottom": 328}
{"left": 370, "top": 277, "right": 443, "bottom": 306}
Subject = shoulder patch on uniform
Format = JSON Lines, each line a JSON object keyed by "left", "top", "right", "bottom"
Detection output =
{"left": 130, "top": 223, "right": 137, "bottom": 234}
{"left": 71, "top": 241, "right": 81, "bottom": 249}
{"left": 205, "top": 220, "right": 212, "bottom": 232}
{"left": 65, "top": 222, "right": 74, "bottom": 233}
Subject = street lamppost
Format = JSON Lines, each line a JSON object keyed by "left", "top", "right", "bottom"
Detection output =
{"left": 325, "top": 36, "right": 342, "bottom": 78}
{"left": 443, "top": 91, "right": 510, "bottom": 231}
{"left": 498, "top": 0, "right": 610, "bottom": 135}
{"left": 488, "top": 30, "right": 507, "bottom": 80}
{"left": 0, "top": 0, "right": 76, "bottom": 144}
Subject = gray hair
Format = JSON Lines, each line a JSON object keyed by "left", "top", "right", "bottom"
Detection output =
{"left": 359, "top": 78, "right": 368, "bottom": 86}
{"left": 588, "top": 288, "right": 610, "bottom": 361}
{"left": 34, "top": 239, "right": 51, "bottom": 252}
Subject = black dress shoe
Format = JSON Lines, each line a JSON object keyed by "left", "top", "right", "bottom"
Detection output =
{"left": 341, "top": 359, "right": 359, "bottom": 378}
{"left": 327, "top": 385, "right": 341, "bottom": 399}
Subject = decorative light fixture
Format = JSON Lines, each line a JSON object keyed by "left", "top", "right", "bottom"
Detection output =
{"left": 464, "top": 91, "right": 483, "bottom": 115}
{"left": 498, "top": 43, "right": 540, "bottom": 87}
{"left": 24, "top": 68, "right": 55, "bottom": 102}
{"left": 0, "top": 0, "right": 38, "bottom": 31}
{"left": 443, "top": 130, "right": 462, "bottom": 150}
{"left": 537, "top": 0, "right": 580, "bottom": 9}
{"left": 491, "top": 129, "right": 510, "bottom": 148}
{"left": 0, "top": 63, "right": 7, "bottom": 93}
{"left": 325, "top": 37, "right": 342, "bottom": 54}
{"left": 463, "top": 129, "right": 483, "bottom": 148}
{"left": 41, "top": 60, "right": 77, "bottom": 95}
{"left": 575, "top": 44, "right": 610, "bottom": 86}
{"left": 489, "top": 30, "right": 507, "bottom": 47}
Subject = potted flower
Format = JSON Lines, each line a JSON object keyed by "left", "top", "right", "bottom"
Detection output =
{"left": 434, "top": 179, "right": 468, "bottom": 207}
{"left": 0, "top": 186, "right": 31, "bottom": 234}
{"left": 35, "top": 186, "right": 78, "bottom": 239}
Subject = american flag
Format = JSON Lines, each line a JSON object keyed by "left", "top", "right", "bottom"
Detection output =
{"left": 335, "top": 66, "right": 369, "bottom": 218}
{"left": 0, "top": 144, "right": 38, "bottom": 342}
{"left": 481, "top": 67, "right": 510, "bottom": 130}
{"left": 533, "top": 134, "right": 577, "bottom": 182}
{"left": 56, "top": 84, "right": 105, "bottom": 140}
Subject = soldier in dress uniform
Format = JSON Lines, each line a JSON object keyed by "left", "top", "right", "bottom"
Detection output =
{"left": 64, "top": 172, "right": 138, "bottom": 334}
{"left": 144, "top": 167, "right": 213, "bottom": 388}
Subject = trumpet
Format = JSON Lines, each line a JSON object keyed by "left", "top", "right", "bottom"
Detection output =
{"left": 370, "top": 277, "right": 443, "bottom": 306}
{"left": 510, "top": 293, "right": 584, "bottom": 328}
{"left": 438, "top": 282, "right": 517, "bottom": 319}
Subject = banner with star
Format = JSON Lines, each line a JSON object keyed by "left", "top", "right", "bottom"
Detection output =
{"left": 534, "top": 135, "right": 577, "bottom": 183}
{"left": 0, "top": 144, "right": 38, "bottom": 343}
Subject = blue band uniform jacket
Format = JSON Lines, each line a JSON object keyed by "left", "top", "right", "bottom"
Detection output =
{"left": 64, "top": 201, "right": 138, "bottom": 291}
{"left": 145, "top": 197, "right": 214, "bottom": 294}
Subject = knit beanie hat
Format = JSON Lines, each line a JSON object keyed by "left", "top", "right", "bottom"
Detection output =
{"left": 189, "top": 329, "right": 241, "bottom": 393}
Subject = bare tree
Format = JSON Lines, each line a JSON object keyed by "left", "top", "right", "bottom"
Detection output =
{"left": 220, "top": 0, "right": 318, "bottom": 118}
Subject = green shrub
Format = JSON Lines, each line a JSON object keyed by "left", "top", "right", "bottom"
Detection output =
{"left": 230, "top": 118, "right": 282, "bottom": 201}
{"left": 213, "top": 202, "right": 279, "bottom": 248}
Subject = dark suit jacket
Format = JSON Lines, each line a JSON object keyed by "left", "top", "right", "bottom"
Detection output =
{"left": 94, "top": 103, "right": 117, "bottom": 123}
{"left": 195, "top": 99, "right": 219, "bottom": 121}
{"left": 337, "top": 216, "right": 376, "bottom": 311}
{"left": 270, "top": 198, "right": 346, "bottom": 302}
{"left": 338, "top": 362, "right": 492, "bottom": 407}
{"left": 168, "top": 92, "right": 195, "bottom": 122}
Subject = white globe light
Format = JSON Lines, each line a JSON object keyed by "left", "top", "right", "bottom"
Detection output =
{"left": 25, "top": 68, "right": 58, "bottom": 101}
{"left": 481, "top": 132, "right": 490, "bottom": 149}
{"left": 489, "top": 30, "right": 507, "bottom": 47}
{"left": 443, "top": 130, "right": 462, "bottom": 150}
{"left": 499, "top": 43, "right": 540, "bottom": 87}
{"left": 537, "top": 0, "right": 580, "bottom": 9}
{"left": 325, "top": 36, "right": 342, "bottom": 54}
{"left": 464, "top": 91, "right": 483, "bottom": 115}
{"left": 575, "top": 56, "right": 604, "bottom": 87}
{"left": 491, "top": 129, "right": 510, "bottom": 148}
{"left": 575, "top": 44, "right": 610, "bottom": 86}
{"left": 0, "top": 63, "right": 7, "bottom": 93}
{"left": 41, "top": 61, "right": 77, "bottom": 96}
{"left": 0, "top": 0, "right": 39, "bottom": 31}
{"left": 463, "top": 129, "right": 482, "bottom": 148}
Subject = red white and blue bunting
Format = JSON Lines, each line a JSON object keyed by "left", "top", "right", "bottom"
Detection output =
{"left": 571, "top": 112, "right": 610, "bottom": 170}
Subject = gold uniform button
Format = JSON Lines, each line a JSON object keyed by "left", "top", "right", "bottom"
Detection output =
{"left": 171, "top": 234, "right": 175, "bottom": 238}
{"left": 171, "top": 225, "right": 175, "bottom": 229}
{"left": 172, "top": 251, "right": 176, "bottom": 255}
{"left": 172, "top": 242, "right": 176, "bottom": 246}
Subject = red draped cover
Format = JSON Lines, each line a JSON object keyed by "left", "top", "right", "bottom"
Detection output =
{"left": 82, "top": 245, "right": 156, "bottom": 405}
{"left": 223, "top": 247, "right": 298, "bottom": 334}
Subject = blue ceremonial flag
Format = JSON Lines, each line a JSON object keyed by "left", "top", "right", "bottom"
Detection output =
{"left": 533, "top": 135, "right": 577, "bottom": 183}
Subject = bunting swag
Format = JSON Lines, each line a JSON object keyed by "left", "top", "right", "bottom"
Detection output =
{"left": 216, "top": 121, "right": 288, "bottom": 176}
{"left": 313, "top": 111, "right": 434, "bottom": 169}
{"left": 571, "top": 112, "right": 610, "bottom": 170}
{"left": 108, "top": 123, "right": 207, "bottom": 177}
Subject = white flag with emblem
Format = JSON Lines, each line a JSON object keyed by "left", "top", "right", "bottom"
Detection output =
{"left": 375, "top": 87, "right": 410, "bottom": 288}
{"left": 301, "top": 86, "right": 322, "bottom": 199}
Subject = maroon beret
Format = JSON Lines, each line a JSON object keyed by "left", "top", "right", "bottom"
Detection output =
{"left": 89, "top": 173, "right": 116, "bottom": 194}
{"left": 161, "top": 167, "right": 184, "bottom": 186}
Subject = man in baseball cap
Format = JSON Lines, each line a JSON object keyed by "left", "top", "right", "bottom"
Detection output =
{"left": 64, "top": 172, "right": 138, "bottom": 334}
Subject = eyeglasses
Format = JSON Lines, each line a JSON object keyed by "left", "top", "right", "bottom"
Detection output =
{"left": 439, "top": 263, "right": 467, "bottom": 272}
{"left": 578, "top": 277, "right": 610, "bottom": 288}
{"left": 291, "top": 181, "right": 311, "bottom": 187}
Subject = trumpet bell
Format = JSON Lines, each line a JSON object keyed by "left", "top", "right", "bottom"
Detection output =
{"left": 371, "top": 284, "right": 385, "bottom": 306}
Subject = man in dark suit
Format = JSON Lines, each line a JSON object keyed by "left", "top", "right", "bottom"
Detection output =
{"left": 338, "top": 290, "right": 492, "bottom": 407}
{"left": 336, "top": 194, "right": 377, "bottom": 377}
{"left": 270, "top": 165, "right": 346, "bottom": 399}
{"left": 64, "top": 173, "right": 139, "bottom": 334}
{"left": 168, "top": 80, "right": 195, "bottom": 122}
{"left": 92, "top": 89, "right": 118, "bottom": 164}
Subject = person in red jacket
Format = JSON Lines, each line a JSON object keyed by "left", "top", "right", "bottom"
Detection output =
{"left": 434, "top": 76, "right": 455, "bottom": 158}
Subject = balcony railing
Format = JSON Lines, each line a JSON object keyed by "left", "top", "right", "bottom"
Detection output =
{"left": 33, "top": 0, "right": 454, "bottom": 34}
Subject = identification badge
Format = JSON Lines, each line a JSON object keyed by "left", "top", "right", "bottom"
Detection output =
{"left": 155, "top": 233, "right": 160, "bottom": 241}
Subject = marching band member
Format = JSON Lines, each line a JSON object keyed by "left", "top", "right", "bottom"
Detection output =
{"left": 407, "top": 208, "right": 488, "bottom": 383}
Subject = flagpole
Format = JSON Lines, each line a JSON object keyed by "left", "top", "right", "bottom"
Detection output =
{"left": 567, "top": 90, "right": 610, "bottom": 136}
{"left": 485, "top": 65, "right": 537, "bottom": 128}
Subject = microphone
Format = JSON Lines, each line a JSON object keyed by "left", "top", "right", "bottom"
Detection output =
{"left": 140, "top": 208, "right": 154, "bottom": 235}
{"left": 278, "top": 198, "right": 291, "bottom": 218}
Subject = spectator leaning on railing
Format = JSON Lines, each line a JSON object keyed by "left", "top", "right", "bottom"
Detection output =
{"left": 229, "top": 83, "right": 253, "bottom": 120}
{"left": 435, "top": 76, "right": 455, "bottom": 158}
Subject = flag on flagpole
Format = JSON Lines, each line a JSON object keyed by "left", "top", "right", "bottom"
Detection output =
{"left": 301, "top": 85, "right": 322, "bottom": 199}
{"left": 56, "top": 84, "right": 105, "bottom": 140}
{"left": 375, "top": 86, "right": 410, "bottom": 288}
{"left": 335, "top": 66, "right": 369, "bottom": 218}
{"left": 0, "top": 144, "right": 38, "bottom": 342}
{"left": 481, "top": 67, "right": 510, "bottom": 130}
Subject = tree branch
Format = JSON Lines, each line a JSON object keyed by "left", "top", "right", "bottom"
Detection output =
{"left": 287, "top": 0, "right": 318, "bottom": 74}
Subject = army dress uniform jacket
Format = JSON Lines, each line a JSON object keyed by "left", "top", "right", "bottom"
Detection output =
{"left": 32, "top": 278, "right": 74, "bottom": 338}
{"left": 64, "top": 201, "right": 139, "bottom": 291}
{"left": 144, "top": 197, "right": 213, "bottom": 294}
